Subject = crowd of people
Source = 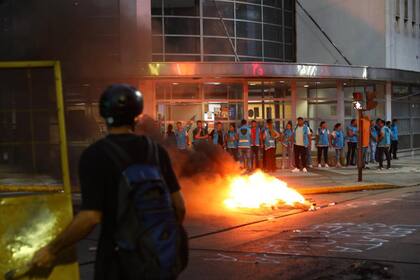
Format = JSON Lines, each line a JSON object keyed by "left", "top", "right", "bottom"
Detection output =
{"left": 165, "top": 117, "right": 399, "bottom": 173}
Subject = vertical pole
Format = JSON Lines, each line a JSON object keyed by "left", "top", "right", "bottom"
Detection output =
{"left": 26, "top": 69, "right": 37, "bottom": 173}
{"left": 54, "top": 61, "right": 71, "bottom": 195}
{"left": 385, "top": 81, "right": 392, "bottom": 121}
{"left": 357, "top": 110, "right": 363, "bottom": 182}
{"left": 244, "top": 80, "right": 249, "bottom": 121}
{"left": 290, "top": 80, "right": 297, "bottom": 121}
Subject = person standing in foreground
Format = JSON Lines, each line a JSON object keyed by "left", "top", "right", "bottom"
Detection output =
{"left": 292, "top": 117, "right": 310, "bottom": 173}
{"left": 377, "top": 119, "right": 392, "bottom": 170}
{"left": 360, "top": 115, "right": 371, "bottom": 168}
{"left": 210, "top": 121, "right": 225, "bottom": 148}
{"left": 346, "top": 119, "right": 358, "bottom": 166}
{"left": 31, "top": 84, "right": 187, "bottom": 279}
{"left": 262, "top": 119, "right": 280, "bottom": 172}
{"left": 238, "top": 119, "right": 252, "bottom": 171}
{"left": 225, "top": 123, "right": 238, "bottom": 161}
{"left": 175, "top": 121, "right": 192, "bottom": 150}
{"left": 390, "top": 119, "right": 399, "bottom": 160}
{"left": 369, "top": 120, "right": 378, "bottom": 163}
{"left": 250, "top": 120, "right": 262, "bottom": 170}
{"left": 316, "top": 121, "right": 330, "bottom": 168}
{"left": 192, "top": 120, "right": 209, "bottom": 148}
{"left": 331, "top": 123, "right": 345, "bottom": 167}
{"left": 282, "top": 122, "right": 294, "bottom": 169}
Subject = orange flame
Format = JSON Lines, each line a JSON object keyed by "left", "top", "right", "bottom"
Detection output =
{"left": 224, "top": 170, "right": 306, "bottom": 209}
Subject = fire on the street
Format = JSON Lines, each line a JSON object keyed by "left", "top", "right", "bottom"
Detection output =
{"left": 224, "top": 171, "right": 307, "bottom": 209}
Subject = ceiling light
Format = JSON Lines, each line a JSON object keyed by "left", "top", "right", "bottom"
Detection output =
{"left": 304, "top": 84, "right": 309, "bottom": 88}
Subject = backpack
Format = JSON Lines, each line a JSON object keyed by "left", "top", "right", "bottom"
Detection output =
{"left": 102, "top": 137, "right": 188, "bottom": 280}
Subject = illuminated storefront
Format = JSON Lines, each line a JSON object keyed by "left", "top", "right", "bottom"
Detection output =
{"left": 138, "top": 62, "right": 420, "bottom": 153}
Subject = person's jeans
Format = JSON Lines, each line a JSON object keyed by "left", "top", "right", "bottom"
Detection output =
{"left": 282, "top": 144, "right": 294, "bottom": 169}
{"left": 294, "top": 145, "right": 307, "bottom": 170}
{"left": 250, "top": 146, "right": 260, "bottom": 169}
{"left": 227, "top": 148, "right": 238, "bottom": 161}
{"left": 306, "top": 146, "right": 313, "bottom": 166}
{"left": 346, "top": 142, "right": 357, "bottom": 166}
{"left": 369, "top": 142, "right": 377, "bottom": 163}
{"left": 390, "top": 140, "right": 398, "bottom": 159}
{"left": 317, "top": 146, "right": 328, "bottom": 165}
{"left": 362, "top": 147, "right": 368, "bottom": 167}
{"left": 264, "top": 148, "right": 276, "bottom": 172}
{"left": 335, "top": 149, "right": 343, "bottom": 165}
{"left": 239, "top": 148, "right": 252, "bottom": 170}
{"left": 378, "top": 146, "right": 391, "bottom": 168}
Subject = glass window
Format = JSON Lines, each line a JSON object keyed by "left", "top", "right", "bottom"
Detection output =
{"left": 164, "top": 0, "right": 199, "bottom": 16}
{"left": 203, "top": 56, "right": 236, "bottom": 61}
{"left": 204, "top": 38, "right": 235, "bottom": 54}
{"left": 202, "top": 0, "right": 234, "bottom": 18}
{"left": 284, "top": 28, "right": 293, "bottom": 43}
{"left": 152, "top": 18, "right": 163, "bottom": 35}
{"left": 164, "top": 18, "right": 200, "bottom": 35}
{"left": 264, "top": 42, "right": 283, "bottom": 58}
{"left": 203, "top": 19, "right": 234, "bottom": 36}
{"left": 285, "top": 45, "right": 294, "bottom": 59}
{"left": 236, "top": 21, "right": 262, "bottom": 39}
{"left": 264, "top": 24, "right": 283, "bottom": 42}
{"left": 172, "top": 83, "right": 199, "bottom": 99}
{"left": 248, "top": 82, "right": 263, "bottom": 99}
{"left": 152, "top": 36, "right": 163, "bottom": 53}
{"left": 204, "top": 84, "right": 228, "bottom": 99}
{"left": 284, "top": 11, "right": 293, "bottom": 27}
{"left": 392, "top": 102, "right": 411, "bottom": 117}
{"left": 264, "top": 0, "right": 282, "bottom": 8}
{"left": 404, "top": 0, "right": 408, "bottom": 19}
{"left": 237, "top": 39, "right": 262, "bottom": 56}
{"left": 242, "top": 0, "right": 261, "bottom": 4}
{"left": 236, "top": 3, "right": 261, "bottom": 21}
{"left": 165, "top": 37, "right": 200, "bottom": 53}
{"left": 152, "top": 55, "right": 164, "bottom": 61}
{"left": 263, "top": 7, "right": 282, "bottom": 25}
{"left": 228, "top": 84, "right": 243, "bottom": 99}
{"left": 156, "top": 83, "right": 170, "bottom": 99}
{"left": 165, "top": 55, "right": 201, "bottom": 61}
{"left": 284, "top": 0, "right": 293, "bottom": 10}
{"left": 152, "top": 0, "right": 163, "bottom": 15}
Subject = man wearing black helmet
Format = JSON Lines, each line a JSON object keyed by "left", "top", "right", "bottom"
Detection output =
{"left": 31, "top": 84, "right": 187, "bottom": 279}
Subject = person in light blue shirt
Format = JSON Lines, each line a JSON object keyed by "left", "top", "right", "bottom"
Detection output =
{"left": 390, "top": 119, "right": 399, "bottom": 160}
{"left": 331, "top": 123, "right": 344, "bottom": 167}
{"left": 225, "top": 123, "right": 238, "bottom": 161}
{"left": 174, "top": 121, "right": 192, "bottom": 150}
{"left": 346, "top": 119, "right": 358, "bottom": 166}
{"left": 282, "top": 122, "right": 294, "bottom": 169}
{"left": 316, "top": 121, "right": 330, "bottom": 168}
{"left": 237, "top": 119, "right": 252, "bottom": 171}
{"left": 377, "top": 119, "right": 391, "bottom": 170}
{"left": 369, "top": 120, "right": 378, "bottom": 163}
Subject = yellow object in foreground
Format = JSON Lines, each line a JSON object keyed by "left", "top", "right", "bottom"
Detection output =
{"left": 0, "top": 193, "right": 79, "bottom": 280}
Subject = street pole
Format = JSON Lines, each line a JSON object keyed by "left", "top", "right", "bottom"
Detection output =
{"left": 357, "top": 110, "right": 363, "bottom": 182}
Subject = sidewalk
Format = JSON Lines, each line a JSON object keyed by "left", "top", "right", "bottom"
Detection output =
{"left": 270, "top": 155, "right": 420, "bottom": 193}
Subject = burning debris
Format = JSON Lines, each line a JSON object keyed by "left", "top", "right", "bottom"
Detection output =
{"left": 223, "top": 171, "right": 309, "bottom": 210}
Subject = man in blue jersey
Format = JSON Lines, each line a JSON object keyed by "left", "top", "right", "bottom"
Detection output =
{"left": 238, "top": 119, "right": 252, "bottom": 171}
{"left": 377, "top": 119, "right": 391, "bottom": 170}
{"left": 175, "top": 121, "right": 192, "bottom": 150}
{"left": 346, "top": 119, "right": 358, "bottom": 166}
{"left": 369, "top": 120, "right": 378, "bottom": 163}
{"left": 390, "top": 119, "right": 399, "bottom": 160}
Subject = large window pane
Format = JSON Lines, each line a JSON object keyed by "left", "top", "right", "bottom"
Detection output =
{"left": 165, "top": 18, "right": 200, "bottom": 35}
{"left": 284, "top": 0, "right": 293, "bottom": 10}
{"left": 204, "top": 84, "right": 228, "bottom": 99}
{"left": 284, "top": 11, "right": 293, "bottom": 27}
{"left": 203, "top": 0, "right": 234, "bottom": 18}
{"left": 165, "top": 37, "right": 200, "bottom": 53}
{"left": 236, "top": 21, "right": 262, "bottom": 39}
{"left": 264, "top": 0, "right": 282, "bottom": 8}
{"left": 263, "top": 7, "right": 282, "bottom": 25}
{"left": 285, "top": 28, "right": 293, "bottom": 43}
{"left": 164, "top": 0, "right": 199, "bottom": 16}
{"left": 152, "top": 36, "right": 163, "bottom": 53}
{"left": 264, "top": 24, "right": 283, "bottom": 41}
{"left": 264, "top": 42, "right": 283, "bottom": 58}
{"left": 152, "top": 0, "right": 163, "bottom": 15}
{"left": 172, "top": 83, "right": 199, "bottom": 99}
{"left": 152, "top": 18, "right": 163, "bottom": 35}
{"left": 203, "top": 56, "right": 236, "bottom": 61}
{"left": 203, "top": 19, "right": 234, "bottom": 36}
{"left": 165, "top": 55, "right": 201, "bottom": 61}
{"left": 237, "top": 39, "right": 262, "bottom": 56}
{"left": 204, "top": 38, "right": 235, "bottom": 54}
{"left": 236, "top": 3, "right": 261, "bottom": 21}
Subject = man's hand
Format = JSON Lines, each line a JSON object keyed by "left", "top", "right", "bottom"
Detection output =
{"left": 31, "top": 245, "right": 56, "bottom": 268}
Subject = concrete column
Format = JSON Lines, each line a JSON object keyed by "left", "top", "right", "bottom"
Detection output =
{"left": 336, "top": 81, "right": 345, "bottom": 125}
{"left": 243, "top": 81, "right": 249, "bottom": 120}
{"left": 138, "top": 80, "right": 155, "bottom": 118}
{"left": 290, "top": 80, "right": 297, "bottom": 121}
{"left": 385, "top": 81, "right": 392, "bottom": 121}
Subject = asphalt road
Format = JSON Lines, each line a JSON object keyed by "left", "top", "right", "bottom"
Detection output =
{"left": 77, "top": 186, "right": 420, "bottom": 280}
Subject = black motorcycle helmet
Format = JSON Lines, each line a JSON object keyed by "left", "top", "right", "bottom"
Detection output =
{"left": 99, "top": 84, "right": 143, "bottom": 127}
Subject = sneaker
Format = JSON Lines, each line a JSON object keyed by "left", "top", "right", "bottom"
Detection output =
{"left": 378, "top": 167, "right": 383, "bottom": 171}
{"left": 302, "top": 168, "right": 308, "bottom": 173}
{"left": 317, "top": 164, "right": 322, "bottom": 168}
{"left": 336, "top": 163, "right": 342, "bottom": 168}
{"left": 325, "top": 164, "right": 329, "bottom": 168}
{"left": 292, "top": 168, "right": 300, "bottom": 173}
{"left": 309, "top": 165, "right": 313, "bottom": 168}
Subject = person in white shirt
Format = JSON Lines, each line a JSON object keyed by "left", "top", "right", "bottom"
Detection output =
{"left": 292, "top": 117, "right": 311, "bottom": 173}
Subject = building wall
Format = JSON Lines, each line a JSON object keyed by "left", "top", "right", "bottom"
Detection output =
{"left": 296, "top": 0, "right": 387, "bottom": 67}
{"left": 386, "top": 0, "right": 420, "bottom": 71}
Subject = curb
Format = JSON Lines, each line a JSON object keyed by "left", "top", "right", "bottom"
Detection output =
{"left": 298, "top": 184, "right": 401, "bottom": 195}
{"left": 0, "top": 185, "right": 63, "bottom": 193}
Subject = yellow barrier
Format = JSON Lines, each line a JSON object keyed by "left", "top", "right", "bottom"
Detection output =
{"left": 0, "top": 61, "right": 79, "bottom": 279}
